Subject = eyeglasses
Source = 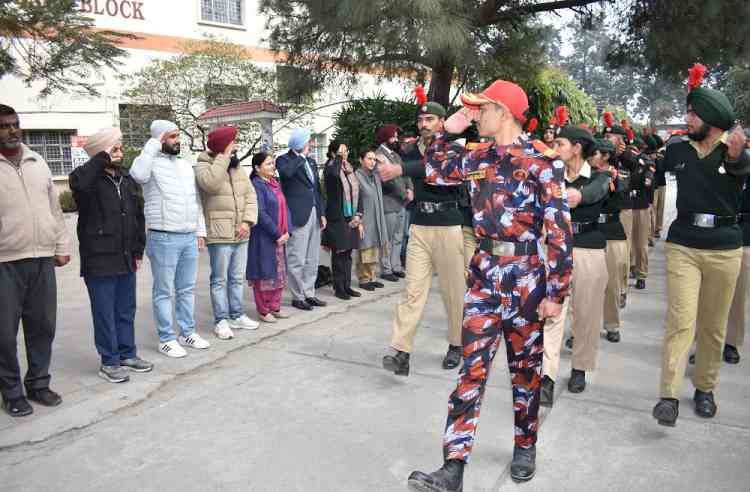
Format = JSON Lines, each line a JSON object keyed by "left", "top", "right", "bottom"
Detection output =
{"left": 0, "top": 121, "right": 20, "bottom": 130}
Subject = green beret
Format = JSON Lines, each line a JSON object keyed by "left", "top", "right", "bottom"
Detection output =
{"left": 644, "top": 135, "right": 659, "bottom": 151}
{"left": 632, "top": 135, "right": 646, "bottom": 148}
{"left": 687, "top": 87, "right": 736, "bottom": 131}
{"left": 596, "top": 138, "right": 615, "bottom": 154}
{"left": 603, "top": 124, "right": 627, "bottom": 137}
{"left": 417, "top": 102, "right": 447, "bottom": 118}
{"left": 558, "top": 126, "right": 596, "bottom": 148}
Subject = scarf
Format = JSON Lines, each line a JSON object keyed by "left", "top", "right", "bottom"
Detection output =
{"left": 338, "top": 157, "right": 359, "bottom": 218}
{"left": 267, "top": 177, "right": 289, "bottom": 235}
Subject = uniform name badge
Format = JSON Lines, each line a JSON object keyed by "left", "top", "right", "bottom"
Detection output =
{"left": 466, "top": 169, "right": 487, "bottom": 181}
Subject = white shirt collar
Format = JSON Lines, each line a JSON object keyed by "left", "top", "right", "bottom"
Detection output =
{"left": 565, "top": 161, "right": 591, "bottom": 182}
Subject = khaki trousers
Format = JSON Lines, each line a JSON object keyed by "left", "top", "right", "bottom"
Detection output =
{"left": 620, "top": 209, "right": 633, "bottom": 288}
{"left": 659, "top": 243, "right": 742, "bottom": 398}
{"left": 631, "top": 208, "right": 650, "bottom": 279}
{"left": 543, "top": 248, "right": 608, "bottom": 380}
{"left": 357, "top": 247, "right": 380, "bottom": 283}
{"left": 462, "top": 226, "right": 478, "bottom": 270}
{"left": 389, "top": 225, "right": 466, "bottom": 353}
{"left": 653, "top": 186, "right": 666, "bottom": 234}
{"left": 604, "top": 240, "right": 628, "bottom": 332}
{"left": 726, "top": 246, "right": 750, "bottom": 349}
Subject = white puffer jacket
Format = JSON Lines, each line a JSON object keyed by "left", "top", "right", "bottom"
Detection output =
{"left": 129, "top": 138, "right": 206, "bottom": 236}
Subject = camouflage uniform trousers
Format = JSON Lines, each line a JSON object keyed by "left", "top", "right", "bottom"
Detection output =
{"left": 443, "top": 251, "right": 545, "bottom": 462}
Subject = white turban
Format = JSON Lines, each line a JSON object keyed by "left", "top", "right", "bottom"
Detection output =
{"left": 150, "top": 120, "right": 179, "bottom": 140}
{"left": 84, "top": 127, "right": 122, "bottom": 157}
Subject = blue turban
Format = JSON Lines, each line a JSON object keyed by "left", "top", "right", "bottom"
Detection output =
{"left": 288, "top": 128, "right": 311, "bottom": 151}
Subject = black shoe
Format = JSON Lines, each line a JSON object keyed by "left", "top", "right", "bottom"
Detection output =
{"left": 383, "top": 350, "right": 410, "bottom": 376}
{"left": 381, "top": 273, "right": 399, "bottom": 282}
{"left": 648, "top": 238, "right": 655, "bottom": 247}
{"left": 292, "top": 299, "right": 313, "bottom": 311}
{"left": 394, "top": 271, "right": 406, "bottom": 278}
{"left": 629, "top": 270, "right": 636, "bottom": 279}
{"left": 565, "top": 336, "right": 574, "bottom": 350}
{"left": 407, "top": 459, "right": 464, "bottom": 492}
{"left": 539, "top": 376, "right": 554, "bottom": 408}
{"left": 360, "top": 282, "right": 376, "bottom": 291}
{"left": 689, "top": 353, "right": 695, "bottom": 364}
{"left": 724, "top": 344, "right": 740, "bottom": 364}
{"left": 26, "top": 388, "right": 62, "bottom": 407}
{"left": 693, "top": 389, "right": 717, "bottom": 418}
{"left": 567, "top": 369, "right": 586, "bottom": 393}
{"left": 605, "top": 330, "right": 621, "bottom": 343}
{"left": 442, "top": 345, "right": 462, "bottom": 370}
{"left": 635, "top": 279, "right": 646, "bottom": 290}
{"left": 653, "top": 398, "right": 679, "bottom": 426}
{"left": 2, "top": 396, "right": 33, "bottom": 417}
{"left": 372, "top": 281, "right": 385, "bottom": 288}
{"left": 334, "top": 291, "right": 351, "bottom": 300}
{"left": 619, "top": 293, "right": 627, "bottom": 309}
{"left": 345, "top": 288, "right": 362, "bottom": 298}
{"left": 655, "top": 231, "right": 661, "bottom": 239}
{"left": 510, "top": 445, "right": 536, "bottom": 482}
{"left": 305, "top": 297, "right": 327, "bottom": 307}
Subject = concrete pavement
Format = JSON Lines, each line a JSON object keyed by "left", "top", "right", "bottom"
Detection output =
{"left": 1, "top": 181, "right": 749, "bottom": 491}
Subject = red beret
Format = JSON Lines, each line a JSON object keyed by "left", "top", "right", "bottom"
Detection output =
{"left": 207, "top": 126, "right": 238, "bottom": 154}
{"left": 376, "top": 124, "right": 399, "bottom": 145}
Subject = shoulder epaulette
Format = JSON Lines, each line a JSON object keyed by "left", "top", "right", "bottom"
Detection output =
{"left": 531, "top": 139, "right": 559, "bottom": 159}
{"left": 465, "top": 142, "right": 492, "bottom": 152}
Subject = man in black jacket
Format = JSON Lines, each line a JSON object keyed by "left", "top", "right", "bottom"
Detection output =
{"left": 69, "top": 127, "right": 152, "bottom": 383}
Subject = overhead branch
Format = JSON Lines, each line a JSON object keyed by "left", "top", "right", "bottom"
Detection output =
{"left": 476, "top": 0, "right": 603, "bottom": 27}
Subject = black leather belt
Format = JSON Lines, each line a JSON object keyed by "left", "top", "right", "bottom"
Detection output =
{"left": 572, "top": 221, "right": 598, "bottom": 234}
{"left": 478, "top": 238, "right": 538, "bottom": 256}
{"left": 678, "top": 213, "right": 739, "bottom": 228}
{"left": 598, "top": 213, "right": 620, "bottom": 224}
{"left": 739, "top": 212, "right": 750, "bottom": 223}
{"left": 417, "top": 201, "right": 458, "bottom": 213}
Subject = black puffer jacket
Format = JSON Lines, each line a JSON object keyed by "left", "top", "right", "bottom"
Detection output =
{"left": 69, "top": 152, "right": 145, "bottom": 277}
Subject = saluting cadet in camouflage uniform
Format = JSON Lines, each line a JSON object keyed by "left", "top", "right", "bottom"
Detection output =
{"left": 653, "top": 65, "right": 750, "bottom": 426}
{"left": 403, "top": 80, "right": 573, "bottom": 491}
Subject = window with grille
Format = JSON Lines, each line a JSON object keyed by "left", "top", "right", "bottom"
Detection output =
{"left": 23, "top": 131, "right": 74, "bottom": 176}
{"left": 119, "top": 104, "right": 173, "bottom": 149}
{"left": 200, "top": 0, "right": 243, "bottom": 26}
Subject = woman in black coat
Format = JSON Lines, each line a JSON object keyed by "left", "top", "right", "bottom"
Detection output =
{"left": 322, "top": 140, "right": 363, "bottom": 300}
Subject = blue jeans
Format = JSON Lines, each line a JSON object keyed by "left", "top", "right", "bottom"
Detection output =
{"left": 84, "top": 273, "right": 137, "bottom": 366}
{"left": 207, "top": 242, "right": 248, "bottom": 324}
{"left": 146, "top": 231, "right": 199, "bottom": 343}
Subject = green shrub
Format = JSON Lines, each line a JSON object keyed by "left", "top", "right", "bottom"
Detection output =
{"left": 59, "top": 190, "right": 77, "bottom": 213}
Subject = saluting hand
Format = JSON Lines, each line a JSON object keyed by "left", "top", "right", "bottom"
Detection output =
{"left": 377, "top": 160, "right": 402, "bottom": 182}
{"left": 726, "top": 125, "right": 747, "bottom": 161}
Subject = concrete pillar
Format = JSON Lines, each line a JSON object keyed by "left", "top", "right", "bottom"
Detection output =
{"left": 259, "top": 118, "right": 273, "bottom": 153}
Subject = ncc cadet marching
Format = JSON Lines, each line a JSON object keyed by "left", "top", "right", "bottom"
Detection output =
{"left": 541, "top": 125, "right": 612, "bottom": 405}
{"left": 652, "top": 64, "right": 750, "bottom": 427}
{"left": 724, "top": 171, "right": 750, "bottom": 365}
{"left": 590, "top": 137, "right": 631, "bottom": 343}
{"left": 395, "top": 80, "right": 573, "bottom": 490}
{"left": 602, "top": 116, "right": 654, "bottom": 303}
{"left": 626, "top": 133, "right": 655, "bottom": 290}
{"left": 379, "top": 90, "right": 475, "bottom": 376}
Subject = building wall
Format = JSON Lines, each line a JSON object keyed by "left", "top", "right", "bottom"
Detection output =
{"left": 2, "top": 0, "right": 408, "bottom": 187}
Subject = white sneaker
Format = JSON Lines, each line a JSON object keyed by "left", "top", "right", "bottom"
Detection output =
{"left": 178, "top": 333, "right": 211, "bottom": 349}
{"left": 213, "top": 320, "right": 234, "bottom": 340}
{"left": 159, "top": 340, "right": 187, "bottom": 358}
{"left": 228, "top": 314, "right": 259, "bottom": 330}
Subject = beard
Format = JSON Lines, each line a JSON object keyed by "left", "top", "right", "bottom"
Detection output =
{"left": 386, "top": 140, "right": 400, "bottom": 152}
{"left": 162, "top": 142, "right": 180, "bottom": 155}
{"left": 688, "top": 122, "right": 710, "bottom": 142}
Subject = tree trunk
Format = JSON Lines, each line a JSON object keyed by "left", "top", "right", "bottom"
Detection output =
{"left": 429, "top": 61, "right": 455, "bottom": 108}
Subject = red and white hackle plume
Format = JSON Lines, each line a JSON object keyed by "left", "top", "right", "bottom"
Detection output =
{"left": 621, "top": 119, "right": 634, "bottom": 142}
{"left": 527, "top": 117, "right": 538, "bottom": 133}
{"left": 555, "top": 105, "right": 569, "bottom": 128}
{"left": 603, "top": 111, "right": 615, "bottom": 129}
{"left": 688, "top": 63, "right": 707, "bottom": 91}
{"left": 415, "top": 84, "right": 428, "bottom": 105}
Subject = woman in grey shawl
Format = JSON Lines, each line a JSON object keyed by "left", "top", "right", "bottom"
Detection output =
{"left": 355, "top": 148, "right": 389, "bottom": 291}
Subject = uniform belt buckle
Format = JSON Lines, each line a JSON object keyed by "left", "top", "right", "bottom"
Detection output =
{"left": 420, "top": 202, "right": 435, "bottom": 213}
{"left": 693, "top": 213, "right": 715, "bottom": 228}
{"left": 598, "top": 214, "right": 608, "bottom": 224}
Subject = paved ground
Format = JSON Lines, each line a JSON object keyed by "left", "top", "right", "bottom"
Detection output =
{"left": 1, "top": 181, "right": 749, "bottom": 491}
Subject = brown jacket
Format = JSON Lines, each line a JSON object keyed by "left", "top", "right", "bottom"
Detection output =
{"left": 195, "top": 152, "right": 258, "bottom": 244}
{"left": 0, "top": 144, "right": 72, "bottom": 263}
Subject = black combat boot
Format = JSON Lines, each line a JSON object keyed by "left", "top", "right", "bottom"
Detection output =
{"left": 510, "top": 445, "right": 536, "bottom": 482}
{"left": 652, "top": 398, "right": 679, "bottom": 426}
{"left": 539, "top": 376, "right": 555, "bottom": 408}
{"left": 724, "top": 344, "right": 740, "bottom": 364}
{"left": 693, "top": 389, "right": 717, "bottom": 418}
{"left": 408, "top": 459, "right": 464, "bottom": 492}
{"left": 567, "top": 369, "right": 586, "bottom": 393}
{"left": 442, "top": 345, "right": 462, "bottom": 370}
{"left": 383, "top": 350, "right": 410, "bottom": 376}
